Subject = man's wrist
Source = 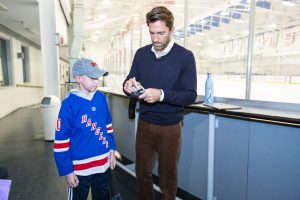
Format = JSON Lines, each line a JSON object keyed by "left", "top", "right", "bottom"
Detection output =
{"left": 159, "top": 89, "right": 164, "bottom": 101}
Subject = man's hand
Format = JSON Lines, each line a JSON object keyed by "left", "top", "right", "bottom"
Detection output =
{"left": 124, "top": 77, "right": 141, "bottom": 94}
{"left": 66, "top": 173, "right": 79, "bottom": 188}
{"left": 139, "top": 88, "right": 162, "bottom": 103}
{"left": 110, "top": 152, "right": 117, "bottom": 170}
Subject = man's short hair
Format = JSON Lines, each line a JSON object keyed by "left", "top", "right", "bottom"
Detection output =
{"left": 146, "top": 6, "right": 174, "bottom": 30}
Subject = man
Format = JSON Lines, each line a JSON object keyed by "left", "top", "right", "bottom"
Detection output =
{"left": 123, "top": 6, "right": 197, "bottom": 200}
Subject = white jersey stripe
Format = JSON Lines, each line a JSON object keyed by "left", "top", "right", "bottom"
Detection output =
{"left": 107, "top": 129, "right": 113, "bottom": 133}
{"left": 54, "top": 138, "right": 70, "bottom": 144}
{"left": 54, "top": 147, "right": 69, "bottom": 152}
{"left": 72, "top": 152, "right": 109, "bottom": 165}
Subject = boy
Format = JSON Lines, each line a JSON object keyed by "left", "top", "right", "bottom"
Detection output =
{"left": 54, "top": 58, "right": 116, "bottom": 200}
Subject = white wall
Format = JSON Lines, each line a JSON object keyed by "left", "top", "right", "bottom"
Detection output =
{"left": 0, "top": 33, "right": 70, "bottom": 118}
{"left": 29, "top": 47, "right": 43, "bottom": 86}
{"left": 0, "top": 32, "right": 44, "bottom": 118}
{"left": 0, "top": 87, "right": 43, "bottom": 118}
{"left": 11, "top": 38, "right": 23, "bottom": 84}
{"left": 0, "top": 0, "right": 72, "bottom": 118}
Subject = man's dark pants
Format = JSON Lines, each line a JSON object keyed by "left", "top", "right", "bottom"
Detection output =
{"left": 136, "top": 119, "right": 181, "bottom": 200}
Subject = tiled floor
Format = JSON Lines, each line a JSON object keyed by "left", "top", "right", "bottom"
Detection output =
{"left": 0, "top": 106, "right": 200, "bottom": 200}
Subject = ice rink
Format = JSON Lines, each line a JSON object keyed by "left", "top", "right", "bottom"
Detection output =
{"left": 197, "top": 75, "right": 300, "bottom": 104}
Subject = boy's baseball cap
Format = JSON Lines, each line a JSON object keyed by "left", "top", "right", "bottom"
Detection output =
{"left": 72, "top": 58, "right": 108, "bottom": 79}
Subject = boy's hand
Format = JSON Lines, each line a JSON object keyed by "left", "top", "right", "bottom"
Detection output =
{"left": 66, "top": 173, "right": 79, "bottom": 188}
{"left": 110, "top": 152, "right": 117, "bottom": 170}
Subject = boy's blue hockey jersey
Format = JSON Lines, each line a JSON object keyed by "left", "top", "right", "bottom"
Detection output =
{"left": 54, "top": 91, "right": 116, "bottom": 176}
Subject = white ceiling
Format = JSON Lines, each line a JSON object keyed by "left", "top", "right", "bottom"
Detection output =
{"left": 0, "top": 0, "right": 39, "bottom": 44}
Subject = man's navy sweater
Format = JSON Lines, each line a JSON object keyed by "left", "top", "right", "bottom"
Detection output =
{"left": 125, "top": 43, "right": 197, "bottom": 125}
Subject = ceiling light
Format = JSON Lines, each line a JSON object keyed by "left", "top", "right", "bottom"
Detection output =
{"left": 91, "top": 35, "right": 100, "bottom": 39}
{"left": 0, "top": 2, "right": 8, "bottom": 11}
{"left": 222, "top": 35, "right": 230, "bottom": 40}
{"left": 196, "top": 32, "right": 206, "bottom": 36}
{"left": 282, "top": 1, "right": 295, "bottom": 7}
{"left": 220, "top": 11, "right": 228, "bottom": 16}
{"left": 235, "top": 19, "right": 244, "bottom": 24}
{"left": 97, "top": 14, "right": 107, "bottom": 20}
{"left": 102, "top": 0, "right": 112, "bottom": 6}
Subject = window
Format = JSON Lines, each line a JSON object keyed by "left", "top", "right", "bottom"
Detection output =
{"left": 187, "top": 0, "right": 249, "bottom": 99}
{"left": 102, "top": 0, "right": 300, "bottom": 105}
{"left": 251, "top": 0, "right": 300, "bottom": 103}
{"left": 21, "top": 46, "right": 30, "bottom": 83}
{"left": 186, "top": 0, "right": 300, "bottom": 104}
{"left": 0, "top": 38, "right": 11, "bottom": 86}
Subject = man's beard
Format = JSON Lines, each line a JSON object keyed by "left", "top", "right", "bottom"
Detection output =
{"left": 153, "top": 38, "right": 170, "bottom": 52}
{"left": 153, "top": 43, "right": 165, "bottom": 51}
